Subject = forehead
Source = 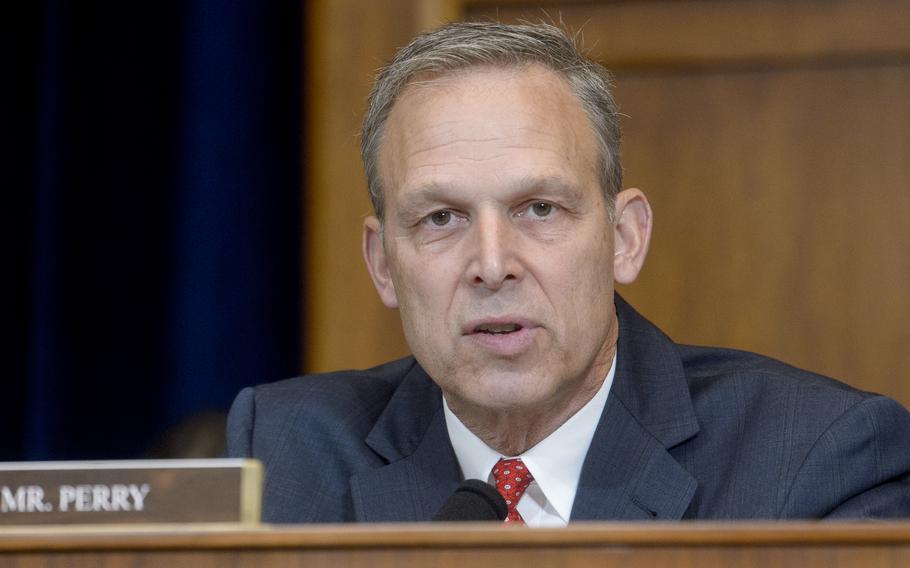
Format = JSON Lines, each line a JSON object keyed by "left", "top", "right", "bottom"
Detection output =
{"left": 378, "top": 64, "right": 600, "bottom": 198}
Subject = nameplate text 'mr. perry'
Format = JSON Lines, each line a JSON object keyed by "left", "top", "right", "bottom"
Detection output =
{"left": 0, "top": 459, "right": 261, "bottom": 525}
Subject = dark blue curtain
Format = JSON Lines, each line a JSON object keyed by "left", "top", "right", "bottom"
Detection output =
{"left": 3, "top": 1, "right": 301, "bottom": 460}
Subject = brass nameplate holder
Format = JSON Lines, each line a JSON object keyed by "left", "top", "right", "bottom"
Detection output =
{"left": 0, "top": 458, "right": 262, "bottom": 526}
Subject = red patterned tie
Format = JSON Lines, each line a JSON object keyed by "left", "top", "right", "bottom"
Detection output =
{"left": 491, "top": 458, "right": 534, "bottom": 524}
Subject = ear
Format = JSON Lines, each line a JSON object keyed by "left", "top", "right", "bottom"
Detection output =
{"left": 362, "top": 216, "right": 399, "bottom": 308}
{"left": 612, "top": 188, "right": 653, "bottom": 285}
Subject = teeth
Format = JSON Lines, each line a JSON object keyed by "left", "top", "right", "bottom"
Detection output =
{"left": 476, "top": 323, "right": 520, "bottom": 334}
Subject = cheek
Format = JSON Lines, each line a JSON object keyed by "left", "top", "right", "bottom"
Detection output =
{"left": 393, "top": 255, "right": 459, "bottom": 329}
{"left": 545, "top": 236, "right": 615, "bottom": 331}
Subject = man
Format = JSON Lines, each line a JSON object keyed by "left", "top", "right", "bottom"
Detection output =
{"left": 227, "top": 22, "right": 910, "bottom": 524}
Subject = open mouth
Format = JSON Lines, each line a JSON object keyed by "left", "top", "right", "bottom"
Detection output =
{"left": 473, "top": 323, "right": 523, "bottom": 335}
{"left": 464, "top": 319, "right": 536, "bottom": 354}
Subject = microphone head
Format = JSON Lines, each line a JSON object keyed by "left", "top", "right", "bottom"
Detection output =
{"left": 432, "top": 479, "right": 508, "bottom": 522}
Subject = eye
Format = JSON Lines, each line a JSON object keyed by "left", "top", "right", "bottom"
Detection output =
{"left": 518, "top": 201, "right": 556, "bottom": 219}
{"left": 426, "top": 210, "right": 454, "bottom": 227}
{"left": 530, "top": 202, "right": 553, "bottom": 217}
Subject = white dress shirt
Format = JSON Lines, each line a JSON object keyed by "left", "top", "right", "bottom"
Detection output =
{"left": 442, "top": 355, "right": 616, "bottom": 526}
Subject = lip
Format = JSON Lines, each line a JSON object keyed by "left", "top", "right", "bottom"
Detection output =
{"left": 461, "top": 316, "right": 539, "bottom": 357}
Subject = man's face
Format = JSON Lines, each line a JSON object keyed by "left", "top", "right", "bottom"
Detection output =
{"left": 365, "top": 65, "right": 620, "bottom": 416}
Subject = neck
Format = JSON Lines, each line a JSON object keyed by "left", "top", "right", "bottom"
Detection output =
{"left": 446, "top": 340, "right": 616, "bottom": 456}
{"left": 453, "top": 394, "right": 601, "bottom": 456}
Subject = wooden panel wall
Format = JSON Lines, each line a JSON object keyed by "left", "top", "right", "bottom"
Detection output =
{"left": 304, "top": 1, "right": 427, "bottom": 373}
{"left": 304, "top": 0, "right": 910, "bottom": 408}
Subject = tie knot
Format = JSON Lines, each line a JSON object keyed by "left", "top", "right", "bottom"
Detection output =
{"left": 491, "top": 458, "right": 534, "bottom": 523}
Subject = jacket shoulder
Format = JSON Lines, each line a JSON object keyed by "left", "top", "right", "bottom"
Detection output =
{"left": 676, "top": 343, "right": 876, "bottom": 457}
{"left": 673, "top": 344, "right": 910, "bottom": 518}
{"left": 226, "top": 356, "right": 417, "bottom": 462}
{"left": 225, "top": 356, "right": 420, "bottom": 522}
{"left": 678, "top": 343, "right": 869, "bottom": 407}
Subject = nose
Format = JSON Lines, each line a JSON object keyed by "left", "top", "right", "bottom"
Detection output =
{"left": 466, "top": 212, "right": 522, "bottom": 290}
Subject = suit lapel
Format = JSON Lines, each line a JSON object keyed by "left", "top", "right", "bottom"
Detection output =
{"left": 572, "top": 296, "right": 699, "bottom": 520}
{"left": 350, "top": 363, "right": 461, "bottom": 522}
{"left": 571, "top": 397, "right": 697, "bottom": 520}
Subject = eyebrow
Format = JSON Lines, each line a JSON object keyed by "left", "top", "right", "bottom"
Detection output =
{"left": 399, "top": 182, "right": 450, "bottom": 203}
{"left": 394, "top": 183, "right": 454, "bottom": 224}
{"left": 513, "top": 174, "right": 584, "bottom": 200}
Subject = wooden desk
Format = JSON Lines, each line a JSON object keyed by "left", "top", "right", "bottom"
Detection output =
{"left": 1, "top": 522, "right": 909, "bottom": 567}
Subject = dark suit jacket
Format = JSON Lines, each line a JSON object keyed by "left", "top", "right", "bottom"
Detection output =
{"left": 227, "top": 297, "right": 910, "bottom": 522}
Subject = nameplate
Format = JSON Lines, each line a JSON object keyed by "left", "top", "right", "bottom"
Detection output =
{"left": 0, "top": 459, "right": 262, "bottom": 526}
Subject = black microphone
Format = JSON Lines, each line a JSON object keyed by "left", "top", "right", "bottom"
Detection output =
{"left": 432, "top": 479, "right": 507, "bottom": 521}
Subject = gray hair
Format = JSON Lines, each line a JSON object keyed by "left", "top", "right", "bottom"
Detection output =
{"left": 360, "top": 21, "right": 623, "bottom": 221}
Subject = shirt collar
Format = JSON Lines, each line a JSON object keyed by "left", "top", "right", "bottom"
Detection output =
{"left": 442, "top": 354, "right": 616, "bottom": 523}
